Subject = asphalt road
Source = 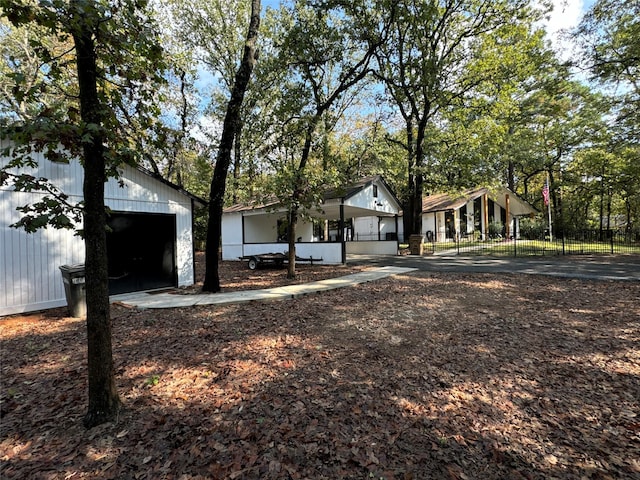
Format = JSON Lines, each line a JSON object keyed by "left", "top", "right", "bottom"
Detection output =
{"left": 347, "top": 254, "right": 640, "bottom": 282}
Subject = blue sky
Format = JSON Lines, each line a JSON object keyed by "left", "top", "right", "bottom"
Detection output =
{"left": 543, "top": 0, "right": 597, "bottom": 62}
{"left": 191, "top": 0, "right": 600, "bottom": 138}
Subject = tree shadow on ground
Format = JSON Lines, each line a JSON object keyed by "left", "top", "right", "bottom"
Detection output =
{"left": 1, "top": 272, "right": 639, "bottom": 479}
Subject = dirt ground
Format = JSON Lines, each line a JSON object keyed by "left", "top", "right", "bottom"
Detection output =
{"left": 1, "top": 256, "right": 639, "bottom": 479}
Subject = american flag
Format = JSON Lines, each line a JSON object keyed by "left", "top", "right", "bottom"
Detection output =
{"left": 542, "top": 183, "right": 550, "bottom": 206}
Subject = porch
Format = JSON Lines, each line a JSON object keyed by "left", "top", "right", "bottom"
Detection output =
{"left": 222, "top": 176, "right": 402, "bottom": 264}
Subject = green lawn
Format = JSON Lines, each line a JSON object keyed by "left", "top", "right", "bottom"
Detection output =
{"left": 427, "top": 239, "right": 640, "bottom": 256}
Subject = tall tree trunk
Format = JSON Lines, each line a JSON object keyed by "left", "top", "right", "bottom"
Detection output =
{"left": 287, "top": 120, "right": 316, "bottom": 279}
{"left": 402, "top": 118, "right": 416, "bottom": 239}
{"left": 203, "top": 0, "right": 261, "bottom": 292}
{"left": 508, "top": 161, "right": 515, "bottom": 192}
{"left": 73, "top": 17, "right": 120, "bottom": 429}
{"left": 176, "top": 69, "right": 189, "bottom": 187}
{"left": 232, "top": 124, "right": 242, "bottom": 204}
{"left": 412, "top": 115, "right": 428, "bottom": 236}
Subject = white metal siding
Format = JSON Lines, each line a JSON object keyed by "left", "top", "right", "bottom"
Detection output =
{"left": 1, "top": 142, "right": 196, "bottom": 315}
{"left": 1, "top": 189, "right": 85, "bottom": 315}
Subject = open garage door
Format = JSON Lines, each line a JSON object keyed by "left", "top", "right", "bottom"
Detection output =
{"left": 107, "top": 212, "right": 177, "bottom": 295}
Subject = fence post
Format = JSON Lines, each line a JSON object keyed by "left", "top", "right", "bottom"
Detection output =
{"left": 610, "top": 229, "right": 614, "bottom": 254}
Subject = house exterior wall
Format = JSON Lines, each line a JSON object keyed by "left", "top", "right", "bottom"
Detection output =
{"left": 346, "top": 241, "right": 398, "bottom": 255}
{"left": 297, "top": 221, "right": 314, "bottom": 242}
{"left": 353, "top": 216, "right": 399, "bottom": 242}
{"left": 422, "top": 213, "right": 435, "bottom": 241}
{"left": 353, "top": 217, "right": 376, "bottom": 240}
{"left": 346, "top": 182, "right": 397, "bottom": 215}
{"left": 239, "top": 242, "right": 343, "bottom": 264}
{"left": 221, "top": 212, "right": 244, "bottom": 260}
{"left": 351, "top": 216, "right": 379, "bottom": 241}
{"left": 379, "top": 217, "right": 397, "bottom": 239}
{"left": 222, "top": 177, "right": 402, "bottom": 260}
{"left": 1, "top": 190, "right": 85, "bottom": 315}
{"left": 407, "top": 189, "right": 534, "bottom": 243}
{"left": 436, "top": 212, "right": 446, "bottom": 242}
{"left": 243, "top": 212, "right": 280, "bottom": 243}
{"left": 465, "top": 200, "right": 475, "bottom": 236}
{"left": 491, "top": 202, "right": 501, "bottom": 224}
{"left": 222, "top": 212, "right": 317, "bottom": 260}
{"left": 1, "top": 145, "right": 196, "bottom": 316}
{"left": 241, "top": 213, "right": 315, "bottom": 244}
{"left": 416, "top": 199, "right": 525, "bottom": 243}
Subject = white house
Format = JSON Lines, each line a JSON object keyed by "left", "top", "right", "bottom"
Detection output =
{"left": 222, "top": 176, "right": 402, "bottom": 264}
{"left": 1, "top": 142, "right": 205, "bottom": 316}
{"left": 417, "top": 186, "right": 537, "bottom": 242}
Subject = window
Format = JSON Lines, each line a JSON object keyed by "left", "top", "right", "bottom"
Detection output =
{"left": 373, "top": 185, "right": 378, "bottom": 197}
{"left": 277, "top": 218, "right": 289, "bottom": 242}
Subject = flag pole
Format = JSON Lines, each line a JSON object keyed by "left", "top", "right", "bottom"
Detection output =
{"left": 546, "top": 172, "right": 553, "bottom": 242}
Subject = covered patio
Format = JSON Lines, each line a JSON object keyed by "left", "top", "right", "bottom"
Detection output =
{"left": 420, "top": 186, "right": 537, "bottom": 242}
{"left": 222, "top": 176, "right": 402, "bottom": 264}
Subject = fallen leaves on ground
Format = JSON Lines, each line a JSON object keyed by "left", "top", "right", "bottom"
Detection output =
{"left": 1, "top": 260, "right": 639, "bottom": 479}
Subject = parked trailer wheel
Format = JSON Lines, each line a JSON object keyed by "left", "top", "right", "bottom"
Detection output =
{"left": 247, "top": 257, "right": 259, "bottom": 270}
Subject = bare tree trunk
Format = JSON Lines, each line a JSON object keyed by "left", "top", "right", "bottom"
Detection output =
{"left": 73, "top": 15, "right": 120, "bottom": 429}
{"left": 203, "top": 0, "right": 261, "bottom": 292}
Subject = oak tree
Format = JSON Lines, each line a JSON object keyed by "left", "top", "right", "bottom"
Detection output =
{"left": 1, "top": 0, "right": 165, "bottom": 427}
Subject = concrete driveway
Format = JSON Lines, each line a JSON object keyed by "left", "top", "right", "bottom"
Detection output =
{"left": 347, "top": 254, "right": 640, "bottom": 282}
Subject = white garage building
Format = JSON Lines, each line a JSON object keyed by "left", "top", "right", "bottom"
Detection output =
{"left": 1, "top": 142, "right": 204, "bottom": 316}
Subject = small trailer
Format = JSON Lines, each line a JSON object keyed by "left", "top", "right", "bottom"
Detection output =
{"left": 240, "top": 252, "right": 323, "bottom": 270}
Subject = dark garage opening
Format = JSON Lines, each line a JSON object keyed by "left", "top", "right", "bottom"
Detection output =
{"left": 107, "top": 212, "right": 177, "bottom": 295}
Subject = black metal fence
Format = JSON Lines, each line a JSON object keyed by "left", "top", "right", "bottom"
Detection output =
{"left": 420, "top": 229, "right": 640, "bottom": 256}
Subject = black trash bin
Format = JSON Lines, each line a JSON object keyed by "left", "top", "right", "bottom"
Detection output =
{"left": 59, "top": 264, "right": 87, "bottom": 317}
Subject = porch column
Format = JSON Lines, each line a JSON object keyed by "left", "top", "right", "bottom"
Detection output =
{"left": 241, "top": 214, "right": 246, "bottom": 257}
{"left": 454, "top": 209, "right": 460, "bottom": 241}
{"left": 483, "top": 194, "right": 489, "bottom": 240}
{"left": 339, "top": 204, "right": 346, "bottom": 264}
{"left": 394, "top": 215, "right": 399, "bottom": 245}
{"left": 505, "top": 194, "right": 511, "bottom": 239}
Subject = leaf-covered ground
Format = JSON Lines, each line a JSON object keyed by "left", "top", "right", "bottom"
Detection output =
{"left": 1, "top": 259, "right": 639, "bottom": 479}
